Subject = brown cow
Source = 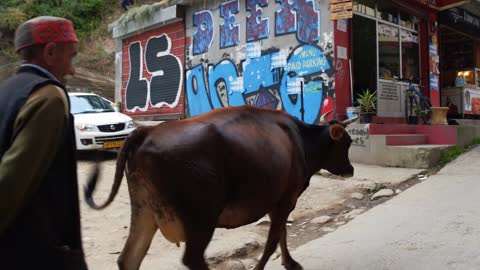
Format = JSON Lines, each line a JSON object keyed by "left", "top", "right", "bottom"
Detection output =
{"left": 85, "top": 105, "right": 356, "bottom": 270}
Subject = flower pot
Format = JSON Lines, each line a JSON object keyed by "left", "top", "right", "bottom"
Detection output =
{"left": 360, "top": 112, "right": 375, "bottom": 124}
{"left": 431, "top": 107, "right": 448, "bottom": 125}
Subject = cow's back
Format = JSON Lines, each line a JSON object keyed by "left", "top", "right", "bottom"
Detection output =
{"left": 135, "top": 106, "right": 306, "bottom": 229}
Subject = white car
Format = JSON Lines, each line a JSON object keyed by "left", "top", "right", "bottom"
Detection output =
{"left": 68, "top": 92, "right": 135, "bottom": 150}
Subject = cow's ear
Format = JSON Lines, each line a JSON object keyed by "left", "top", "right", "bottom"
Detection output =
{"left": 329, "top": 124, "right": 345, "bottom": 141}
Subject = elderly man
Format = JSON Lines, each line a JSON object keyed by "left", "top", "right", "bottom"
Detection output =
{"left": 0, "top": 16, "right": 88, "bottom": 269}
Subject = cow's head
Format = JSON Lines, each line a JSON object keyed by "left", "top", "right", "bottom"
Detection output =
{"left": 319, "top": 111, "right": 356, "bottom": 178}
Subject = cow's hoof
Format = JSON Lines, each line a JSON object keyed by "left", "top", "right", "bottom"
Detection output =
{"left": 283, "top": 260, "right": 303, "bottom": 270}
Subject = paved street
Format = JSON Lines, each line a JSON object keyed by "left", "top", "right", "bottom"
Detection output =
{"left": 269, "top": 145, "right": 480, "bottom": 270}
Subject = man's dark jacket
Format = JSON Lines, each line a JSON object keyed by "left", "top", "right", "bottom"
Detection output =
{"left": 0, "top": 66, "right": 87, "bottom": 270}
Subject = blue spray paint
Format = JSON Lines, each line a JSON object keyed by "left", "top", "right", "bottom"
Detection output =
{"left": 185, "top": 65, "right": 213, "bottom": 115}
{"left": 220, "top": 0, "right": 240, "bottom": 48}
{"left": 193, "top": 10, "right": 214, "bottom": 55}
{"left": 280, "top": 45, "right": 329, "bottom": 123}
{"left": 208, "top": 59, "right": 245, "bottom": 107}
{"left": 246, "top": 0, "right": 270, "bottom": 42}
{"left": 186, "top": 44, "right": 333, "bottom": 123}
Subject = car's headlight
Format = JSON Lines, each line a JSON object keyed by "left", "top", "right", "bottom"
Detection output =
{"left": 126, "top": 121, "right": 135, "bottom": 129}
{"left": 75, "top": 124, "right": 95, "bottom": 132}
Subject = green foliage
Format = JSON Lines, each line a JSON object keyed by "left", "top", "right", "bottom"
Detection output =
{"left": 0, "top": 7, "right": 27, "bottom": 30}
{"left": 438, "top": 146, "right": 465, "bottom": 166}
{"left": 0, "top": 46, "right": 17, "bottom": 61}
{"left": 438, "top": 138, "right": 480, "bottom": 166}
{"left": 356, "top": 89, "right": 377, "bottom": 113}
{"left": 117, "top": 3, "right": 163, "bottom": 30}
{"left": 0, "top": 0, "right": 117, "bottom": 39}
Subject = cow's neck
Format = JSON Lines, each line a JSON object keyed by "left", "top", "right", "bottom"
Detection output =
{"left": 300, "top": 123, "right": 331, "bottom": 177}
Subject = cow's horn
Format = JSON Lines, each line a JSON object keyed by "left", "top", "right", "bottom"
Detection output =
{"left": 342, "top": 115, "right": 359, "bottom": 126}
{"left": 320, "top": 110, "right": 333, "bottom": 124}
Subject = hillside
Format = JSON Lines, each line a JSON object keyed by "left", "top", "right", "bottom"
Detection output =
{"left": 0, "top": 1, "right": 147, "bottom": 99}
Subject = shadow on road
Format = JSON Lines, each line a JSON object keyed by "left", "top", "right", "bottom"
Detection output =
{"left": 77, "top": 150, "right": 118, "bottom": 162}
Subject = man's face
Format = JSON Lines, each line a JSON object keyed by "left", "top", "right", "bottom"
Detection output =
{"left": 45, "top": 42, "right": 78, "bottom": 84}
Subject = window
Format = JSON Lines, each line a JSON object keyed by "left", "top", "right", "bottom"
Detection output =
{"left": 400, "top": 11, "right": 419, "bottom": 31}
{"left": 70, "top": 95, "right": 115, "bottom": 114}
{"left": 353, "top": 0, "right": 375, "bottom": 17}
{"left": 353, "top": 0, "right": 421, "bottom": 82}
{"left": 379, "top": 23, "right": 400, "bottom": 79}
{"left": 377, "top": 1, "right": 398, "bottom": 24}
{"left": 401, "top": 30, "right": 419, "bottom": 81}
{"left": 353, "top": 15, "right": 377, "bottom": 95}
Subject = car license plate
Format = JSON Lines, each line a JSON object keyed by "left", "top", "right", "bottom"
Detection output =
{"left": 103, "top": 140, "right": 124, "bottom": 149}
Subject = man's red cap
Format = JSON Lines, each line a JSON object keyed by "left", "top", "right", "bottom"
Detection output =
{"left": 14, "top": 16, "right": 78, "bottom": 52}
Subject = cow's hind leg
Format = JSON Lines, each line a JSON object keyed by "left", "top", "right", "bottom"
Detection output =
{"left": 118, "top": 182, "right": 157, "bottom": 270}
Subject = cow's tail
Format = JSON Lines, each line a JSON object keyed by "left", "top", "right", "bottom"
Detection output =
{"left": 84, "top": 126, "right": 150, "bottom": 210}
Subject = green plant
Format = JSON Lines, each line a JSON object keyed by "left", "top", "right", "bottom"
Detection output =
{"left": 356, "top": 89, "right": 377, "bottom": 113}
{"left": 438, "top": 146, "right": 465, "bottom": 166}
{"left": 438, "top": 137, "right": 480, "bottom": 166}
{"left": 0, "top": 0, "right": 117, "bottom": 39}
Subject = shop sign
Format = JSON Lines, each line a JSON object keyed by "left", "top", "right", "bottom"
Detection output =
{"left": 330, "top": 0, "right": 353, "bottom": 20}
{"left": 463, "top": 88, "right": 480, "bottom": 115}
{"left": 377, "top": 81, "right": 403, "bottom": 117}
{"left": 439, "top": 7, "right": 480, "bottom": 38}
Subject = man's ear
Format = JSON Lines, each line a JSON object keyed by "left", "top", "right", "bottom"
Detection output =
{"left": 43, "top": 42, "right": 57, "bottom": 65}
{"left": 329, "top": 124, "right": 345, "bottom": 141}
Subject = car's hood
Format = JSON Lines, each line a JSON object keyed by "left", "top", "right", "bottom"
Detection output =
{"left": 73, "top": 112, "right": 132, "bottom": 125}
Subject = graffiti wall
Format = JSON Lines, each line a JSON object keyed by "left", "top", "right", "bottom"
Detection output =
{"left": 186, "top": 0, "right": 335, "bottom": 124}
{"left": 121, "top": 22, "right": 185, "bottom": 117}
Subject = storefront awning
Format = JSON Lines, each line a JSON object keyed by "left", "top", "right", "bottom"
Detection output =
{"left": 439, "top": 7, "right": 480, "bottom": 39}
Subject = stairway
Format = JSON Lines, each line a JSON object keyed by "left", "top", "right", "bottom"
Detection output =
{"left": 347, "top": 124, "right": 457, "bottom": 169}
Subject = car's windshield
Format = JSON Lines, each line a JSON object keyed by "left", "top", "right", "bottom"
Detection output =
{"left": 69, "top": 95, "right": 115, "bottom": 114}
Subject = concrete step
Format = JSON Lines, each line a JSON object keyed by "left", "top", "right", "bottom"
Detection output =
{"left": 386, "top": 134, "right": 428, "bottom": 146}
{"left": 383, "top": 144, "right": 455, "bottom": 168}
{"left": 369, "top": 124, "right": 417, "bottom": 135}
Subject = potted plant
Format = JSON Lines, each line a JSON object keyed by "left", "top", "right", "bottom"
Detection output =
{"left": 415, "top": 107, "right": 430, "bottom": 125}
{"left": 356, "top": 89, "right": 377, "bottom": 124}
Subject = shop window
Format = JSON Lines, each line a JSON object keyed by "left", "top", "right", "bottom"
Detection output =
{"left": 377, "top": 1, "right": 398, "bottom": 24}
{"left": 352, "top": 15, "right": 377, "bottom": 95}
{"left": 353, "top": 0, "right": 375, "bottom": 17}
{"left": 353, "top": 0, "right": 421, "bottom": 89}
{"left": 378, "top": 23, "right": 400, "bottom": 79}
{"left": 400, "top": 11, "right": 418, "bottom": 31}
{"left": 401, "top": 30, "right": 419, "bottom": 82}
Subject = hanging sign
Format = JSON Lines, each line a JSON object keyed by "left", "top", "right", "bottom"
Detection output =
{"left": 330, "top": 0, "right": 353, "bottom": 20}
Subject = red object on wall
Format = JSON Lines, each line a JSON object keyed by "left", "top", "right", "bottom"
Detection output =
{"left": 333, "top": 19, "right": 351, "bottom": 120}
{"left": 121, "top": 22, "right": 185, "bottom": 118}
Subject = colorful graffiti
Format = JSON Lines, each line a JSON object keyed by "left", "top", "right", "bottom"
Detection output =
{"left": 192, "top": 0, "right": 320, "bottom": 55}
{"left": 125, "top": 34, "right": 183, "bottom": 112}
{"left": 186, "top": 42, "right": 334, "bottom": 124}
{"left": 193, "top": 10, "right": 214, "bottom": 54}
{"left": 220, "top": 0, "right": 240, "bottom": 48}
{"left": 187, "top": 0, "right": 331, "bottom": 124}
{"left": 246, "top": 0, "right": 270, "bottom": 42}
{"left": 275, "top": 0, "right": 320, "bottom": 43}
